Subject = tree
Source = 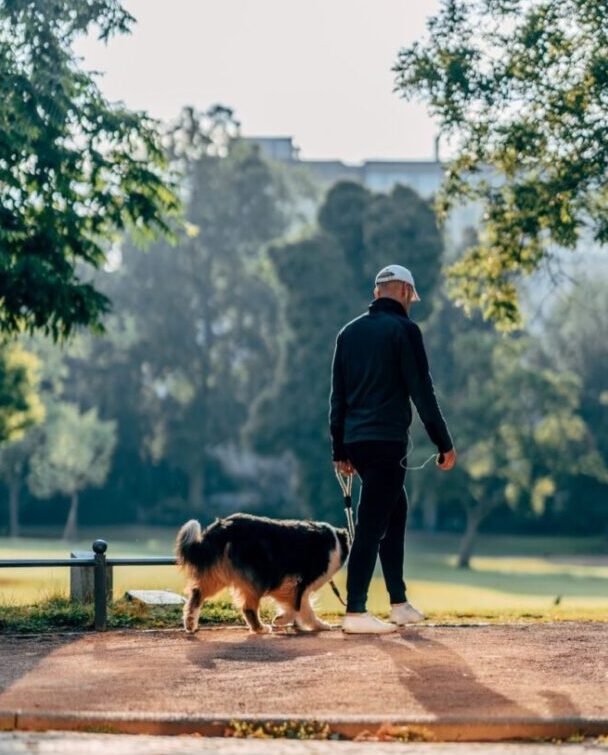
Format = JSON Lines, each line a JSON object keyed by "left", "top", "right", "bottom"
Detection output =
{"left": 363, "top": 185, "right": 443, "bottom": 322}
{"left": 249, "top": 233, "right": 356, "bottom": 520}
{"left": 0, "top": 432, "right": 39, "bottom": 538}
{"left": 421, "top": 308, "right": 607, "bottom": 567}
{"left": 0, "top": 343, "right": 45, "bottom": 536}
{"left": 394, "top": 0, "right": 608, "bottom": 329}
{"left": 318, "top": 182, "right": 370, "bottom": 300}
{"left": 319, "top": 182, "right": 444, "bottom": 319}
{"left": 28, "top": 402, "right": 116, "bottom": 540}
{"left": 542, "top": 276, "right": 608, "bottom": 532}
{"left": 544, "top": 276, "right": 608, "bottom": 460}
{"left": 0, "top": 0, "right": 179, "bottom": 339}
{"left": 100, "top": 107, "right": 294, "bottom": 513}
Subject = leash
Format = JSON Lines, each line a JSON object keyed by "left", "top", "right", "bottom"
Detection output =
{"left": 329, "top": 469, "right": 355, "bottom": 608}
{"left": 328, "top": 579, "right": 346, "bottom": 607}
{"left": 401, "top": 452, "right": 439, "bottom": 471}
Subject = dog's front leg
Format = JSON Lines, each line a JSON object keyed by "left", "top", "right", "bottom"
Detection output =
{"left": 243, "top": 598, "right": 271, "bottom": 634}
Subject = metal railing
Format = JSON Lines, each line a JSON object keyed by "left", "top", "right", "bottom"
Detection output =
{"left": 0, "top": 539, "right": 177, "bottom": 631}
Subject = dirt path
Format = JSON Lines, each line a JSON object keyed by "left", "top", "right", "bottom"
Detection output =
{"left": 0, "top": 623, "right": 606, "bottom": 735}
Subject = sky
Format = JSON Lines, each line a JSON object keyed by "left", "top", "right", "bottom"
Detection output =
{"left": 74, "top": 0, "right": 441, "bottom": 164}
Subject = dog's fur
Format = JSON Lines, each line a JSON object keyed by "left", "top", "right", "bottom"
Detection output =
{"left": 176, "top": 513, "right": 349, "bottom": 634}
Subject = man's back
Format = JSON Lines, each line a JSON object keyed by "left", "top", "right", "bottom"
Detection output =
{"left": 335, "top": 299, "right": 414, "bottom": 444}
{"left": 329, "top": 296, "right": 452, "bottom": 461}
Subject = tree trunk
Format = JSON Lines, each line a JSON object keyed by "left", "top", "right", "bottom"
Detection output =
{"left": 457, "top": 508, "right": 483, "bottom": 569}
{"left": 62, "top": 492, "right": 79, "bottom": 541}
{"left": 187, "top": 467, "right": 204, "bottom": 512}
{"left": 8, "top": 476, "right": 21, "bottom": 538}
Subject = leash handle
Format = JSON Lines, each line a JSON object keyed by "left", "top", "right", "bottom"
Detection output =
{"left": 334, "top": 469, "right": 356, "bottom": 542}
{"left": 334, "top": 468, "right": 353, "bottom": 497}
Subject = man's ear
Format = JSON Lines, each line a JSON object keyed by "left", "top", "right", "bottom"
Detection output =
{"left": 373, "top": 286, "right": 380, "bottom": 299}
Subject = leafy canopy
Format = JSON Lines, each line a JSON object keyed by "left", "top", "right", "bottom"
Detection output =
{"left": 0, "top": 343, "right": 44, "bottom": 443}
{"left": 395, "top": 0, "right": 608, "bottom": 329}
{"left": 101, "top": 106, "right": 296, "bottom": 511}
{"left": 0, "top": 0, "right": 179, "bottom": 339}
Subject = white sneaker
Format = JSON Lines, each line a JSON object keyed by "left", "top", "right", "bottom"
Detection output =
{"left": 342, "top": 612, "right": 397, "bottom": 634}
{"left": 389, "top": 602, "right": 425, "bottom": 625}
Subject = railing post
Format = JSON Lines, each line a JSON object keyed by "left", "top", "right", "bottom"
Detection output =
{"left": 92, "top": 539, "right": 108, "bottom": 631}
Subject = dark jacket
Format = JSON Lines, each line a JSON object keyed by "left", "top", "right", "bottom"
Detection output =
{"left": 329, "top": 297, "right": 453, "bottom": 460}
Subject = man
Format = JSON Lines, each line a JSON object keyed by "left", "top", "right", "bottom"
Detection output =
{"left": 329, "top": 264, "right": 456, "bottom": 634}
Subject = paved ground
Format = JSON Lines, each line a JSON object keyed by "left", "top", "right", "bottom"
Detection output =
{"left": 1, "top": 624, "right": 607, "bottom": 720}
{"left": 0, "top": 733, "right": 607, "bottom": 755}
{"left": 0, "top": 623, "right": 606, "bottom": 742}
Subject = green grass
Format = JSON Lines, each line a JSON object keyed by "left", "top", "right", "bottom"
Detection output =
{"left": 0, "top": 596, "right": 244, "bottom": 633}
{"left": 1, "top": 531, "right": 607, "bottom": 629}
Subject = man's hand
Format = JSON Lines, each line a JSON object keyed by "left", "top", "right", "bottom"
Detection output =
{"left": 333, "top": 460, "right": 355, "bottom": 476}
{"left": 437, "top": 448, "right": 457, "bottom": 471}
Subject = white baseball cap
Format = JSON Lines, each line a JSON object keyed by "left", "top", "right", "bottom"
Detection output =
{"left": 374, "top": 264, "right": 421, "bottom": 301}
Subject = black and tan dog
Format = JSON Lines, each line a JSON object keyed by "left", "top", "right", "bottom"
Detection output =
{"left": 176, "top": 513, "right": 349, "bottom": 633}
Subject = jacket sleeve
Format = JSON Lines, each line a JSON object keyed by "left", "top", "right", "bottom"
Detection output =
{"left": 329, "top": 333, "right": 347, "bottom": 461}
{"left": 400, "top": 322, "right": 453, "bottom": 454}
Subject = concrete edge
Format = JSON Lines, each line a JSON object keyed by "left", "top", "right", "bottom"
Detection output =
{"left": 0, "top": 712, "right": 16, "bottom": 732}
{"left": 4, "top": 712, "right": 608, "bottom": 742}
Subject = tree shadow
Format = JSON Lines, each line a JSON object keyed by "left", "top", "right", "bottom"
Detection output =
{"left": 0, "top": 633, "right": 78, "bottom": 694}
{"left": 539, "top": 690, "right": 579, "bottom": 717}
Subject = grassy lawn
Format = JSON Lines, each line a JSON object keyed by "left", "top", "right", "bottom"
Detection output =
{"left": 1, "top": 531, "right": 607, "bottom": 626}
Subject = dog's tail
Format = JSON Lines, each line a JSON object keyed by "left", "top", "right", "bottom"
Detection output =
{"left": 176, "top": 518, "right": 223, "bottom": 572}
{"left": 176, "top": 519, "right": 204, "bottom": 567}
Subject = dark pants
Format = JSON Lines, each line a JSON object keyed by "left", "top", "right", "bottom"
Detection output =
{"left": 344, "top": 440, "right": 408, "bottom": 613}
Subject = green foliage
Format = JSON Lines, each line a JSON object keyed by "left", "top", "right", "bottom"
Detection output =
{"left": 61, "top": 106, "right": 300, "bottom": 514}
{"left": 544, "top": 276, "right": 608, "bottom": 461}
{"left": 27, "top": 402, "right": 116, "bottom": 500}
{"left": 461, "top": 336, "right": 607, "bottom": 511}
{"left": 414, "top": 294, "right": 607, "bottom": 563}
{"left": 363, "top": 185, "right": 443, "bottom": 322}
{"left": 319, "top": 182, "right": 443, "bottom": 318}
{"left": 251, "top": 233, "right": 355, "bottom": 518}
{"left": 394, "top": 0, "right": 608, "bottom": 328}
{"left": 0, "top": 0, "right": 179, "bottom": 339}
{"left": 0, "top": 344, "right": 44, "bottom": 443}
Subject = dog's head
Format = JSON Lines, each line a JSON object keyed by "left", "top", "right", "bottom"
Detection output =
{"left": 335, "top": 527, "right": 350, "bottom": 564}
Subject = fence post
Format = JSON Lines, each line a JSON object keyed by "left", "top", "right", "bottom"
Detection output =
{"left": 92, "top": 539, "right": 108, "bottom": 631}
{"left": 70, "top": 550, "right": 94, "bottom": 603}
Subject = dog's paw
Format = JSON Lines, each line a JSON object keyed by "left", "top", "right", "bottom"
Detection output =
{"left": 184, "top": 617, "right": 199, "bottom": 634}
{"left": 246, "top": 622, "right": 273, "bottom": 634}
{"left": 312, "top": 620, "right": 336, "bottom": 631}
{"left": 273, "top": 612, "right": 295, "bottom": 627}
